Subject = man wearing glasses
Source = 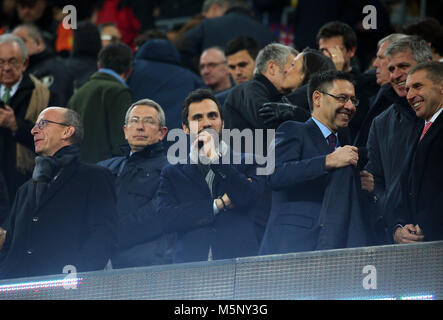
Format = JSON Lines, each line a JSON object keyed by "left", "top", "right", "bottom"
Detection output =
{"left": 199, "top": 47, "right": 232, "bottom": 94}
{"left": 260, "top": 70, "right": 367, "bottom": 255}
{"left": 98, "top": 99, "right": 174, "bottom": 269}
{"left": 0, "top": 34, "right": 50, "bottom": 204}
{"left": 0, "top": 107, "right": 116, "bottom": 280}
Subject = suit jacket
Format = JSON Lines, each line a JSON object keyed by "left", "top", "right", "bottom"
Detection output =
{"left": 157, "top": 150, "right": 268, "bottom": 263}
{"left": 0, "top": 154, "right": 117, "bottom": 279}
{"left": 365, "top": 96, "right": 420, "bottom": 240}
{"left": 260, "top": 118, "right": 366, "bottom": 254}
{"left": 390, "top": 112, "right": 443, "bottom": 241}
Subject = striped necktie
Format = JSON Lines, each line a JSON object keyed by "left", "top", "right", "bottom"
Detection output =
{"left": 1, "top": 87, "right": 11, "bottom": 104}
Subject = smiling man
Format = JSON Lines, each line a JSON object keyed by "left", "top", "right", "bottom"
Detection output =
{"left": 97, "top": 99, "right": 173, "bottom": 269}
{"left": 391, "top": 61, "right": 443, "bottom": 243}
{"left": 260, "top": 70, "right": 367, "bottom": 255}
{"left": 0, "top": 107, "right": 117, "bottom": 280}
{"left": 364, "top": 36, "right": 432, "bottom": 244}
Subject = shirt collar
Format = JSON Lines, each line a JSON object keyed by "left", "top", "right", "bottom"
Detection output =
{"left": 428, "top": 108, "right": 443, "bottom": 124}
{"left": 312, "top": 117, "right": 336, "bottom": 139}
{"left": 98, "top": 68, "right": 128, "bottom": 87}
{"left": 1, "top": 75, "right": 23, "bottom": 98}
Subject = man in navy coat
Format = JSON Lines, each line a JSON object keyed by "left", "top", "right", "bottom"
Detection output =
{"left": 157, "top": 88, "right": 267, "bottom": 263}
{"left": 260, "top": 70, "right": 366, "bottom": 255}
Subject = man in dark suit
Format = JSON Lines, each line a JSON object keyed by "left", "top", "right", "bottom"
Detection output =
{"left": 363, "top": 36, "right": 433, "bottom": 244}
{"left": 157, "top": 89, "right": 267, "bottom": 263}
{"left": 260, "top": 70, "right": 364, "bottom": 255}
{"left": 391, "top": 61, "right": 443, "bottom": 243}
{"left": 0, "top": 107, "right": 116, "bottom": 280}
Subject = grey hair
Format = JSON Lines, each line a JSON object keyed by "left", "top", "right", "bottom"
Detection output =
{"left": 63, "top": 108, "right": 84, "bottom": 144}
{"left": 125, "top": 99, "right": 166, "bottom": 128}
{"left": 254, "top": 43, "right": 293, "bottom": 75}
{"left": 377, "top": 33, "right": 408, "bottom": 49}
{"left": 0, "top": 34, "right": 28, "bottom": 59}
{"left": 13, "top": 23, "right": 44, "bottom": 45}
{"left": 201, "top": 46, "right": 226, "bottom": 60}
{"left": 385, "top": 35, "right": 433, "bottom": 63}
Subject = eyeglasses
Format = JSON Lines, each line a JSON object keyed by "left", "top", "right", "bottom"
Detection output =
{"left": 199, "top": 61, "right": 226, "bottom": 71}
{"left": 0, "top": 58, "right": 24, "bottom": 69}
{"left": 128, "top": 117, "right": 158, "bottom": 127}
{"left": 319, "top": 91, "right": 359, "bottom": 106}
{"left": 34, "top": 119, "right": 70, "bottom": 130}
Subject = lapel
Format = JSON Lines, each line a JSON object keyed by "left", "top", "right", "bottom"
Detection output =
{"left": 34, "top": 161, "right": 78, "bottom": 214}
{"left": 180, "top": 161, "right": 213, "bottom": 198}
{"left": 306, "top": 118, "right": 333, "bottom": 156}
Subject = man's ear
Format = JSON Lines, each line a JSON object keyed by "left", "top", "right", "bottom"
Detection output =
{"left": 159, "top": 126, "right": 168, "bottom": 141}
{"left": 63, "top": 126, "right": 75, "bottom": 140}
{"left": 312, "top": 90, "right": 322, "bottom": 109}
{"left": 266, "top": 60, "right": 276, "bottom": 77}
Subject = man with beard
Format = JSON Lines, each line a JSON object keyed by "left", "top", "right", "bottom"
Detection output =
{"left": 260, "top": 70, "right": 367, "bottom": 254}
{"left": 157, "top": 89, "right": 267, "bottom": 263}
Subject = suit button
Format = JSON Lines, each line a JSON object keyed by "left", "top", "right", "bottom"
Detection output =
{"left": 320, "top": 224, "right": 324, "bottom": 228}
{"left": 27, "top": 249, "right": 33, "bottom": 255}
{"left": 32, "top": 217, "right": 39, "bottom": 222}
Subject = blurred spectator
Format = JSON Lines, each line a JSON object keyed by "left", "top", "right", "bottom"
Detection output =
{"left": 68, "top": 42, "right": 133, "bottom": 163}
{"left": 225, "top": 35, "right": 259, "bottom": 85}
{"left": 199, "top": 47, "right": 232, "bottom": 94}
{"left": 127, "top": 36, "right": 202, "bottom": 135}
{"left": 403, "top": 18, "right": 443, "bottom": 62}
{"left": 277, "top": 48, "right": 336, "bottom": 114}
{"left": 0, "top": 0, "right": 20, "bottom": 35}
{"left": 175, "top": 0, "right": 276, "bottom": 73}
{"left": 317, "top": 21, "right": 379, "bottom": 141}
{"left": 13, "top": 23, "right": 73, "bottom": 105}
{"left": 64, "top": 21, "right": 101, "bottom": 91}
{"left": 0, "top": 34, "right": 50, "bottom": 202}
{"left": 98, "top": 22, "right": 122, "bottom": 48}
{"left": 14, "top": 0, "right": 58, "bottom": 50}
{"left": 133, "top": 29, "right": 168, "bottom": 50}
{"left": 95, "top": 0, "right": 161, "bottom": 50}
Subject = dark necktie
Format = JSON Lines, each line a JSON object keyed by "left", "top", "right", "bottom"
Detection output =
{"left": 327, "top": 133, "right": 337, "bottom": 151}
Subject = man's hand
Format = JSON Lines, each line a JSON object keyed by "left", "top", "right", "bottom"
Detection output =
{"left": 324, "top": 46, "right": 345, "bottom": 71}
{"left": 258, "top": 102, "right": 310, "bottom": 125}
{"left": 194, "top": 130, "right": 219, "bottom": 161}
{"left": 394, "top": 224, "right": 424, "bottom": 244}
{"left": 325, "top": 145, "right": 358, "bottom": 169}
{"left": 215, "top": 193, "right": 233, "bottom": 211}
{"left": 0, "top": 105, "right": 18, "bottom": 132}
{"left": 0, "top": 227, "right": 6, "bottom": 250}
{"left": 360, "top": 170, "right": 374, "bottom": 193}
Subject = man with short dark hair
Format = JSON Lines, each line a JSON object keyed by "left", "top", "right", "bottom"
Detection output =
{"left": 260, "top": 70, "right": 366, "bottom": 254}
{"left": 391, "top": 61, "right": 443, "bottom": 243}
{"left": 157, "top": 88, "right": 267, "bottom": 263}
{"left": 68, "top": 42, "right": 133, "bottom": 163}
{"left": 225, "top": 36, "right": 258, "bottom": 85}
{"left": 98, "top": 99, "right": 174, "bottom": 269}
{"left": 0, "top": 107, "right": 117, "bottom": 280}
{"left": 316, "top": 21, "right": 379, "bottom": 141}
